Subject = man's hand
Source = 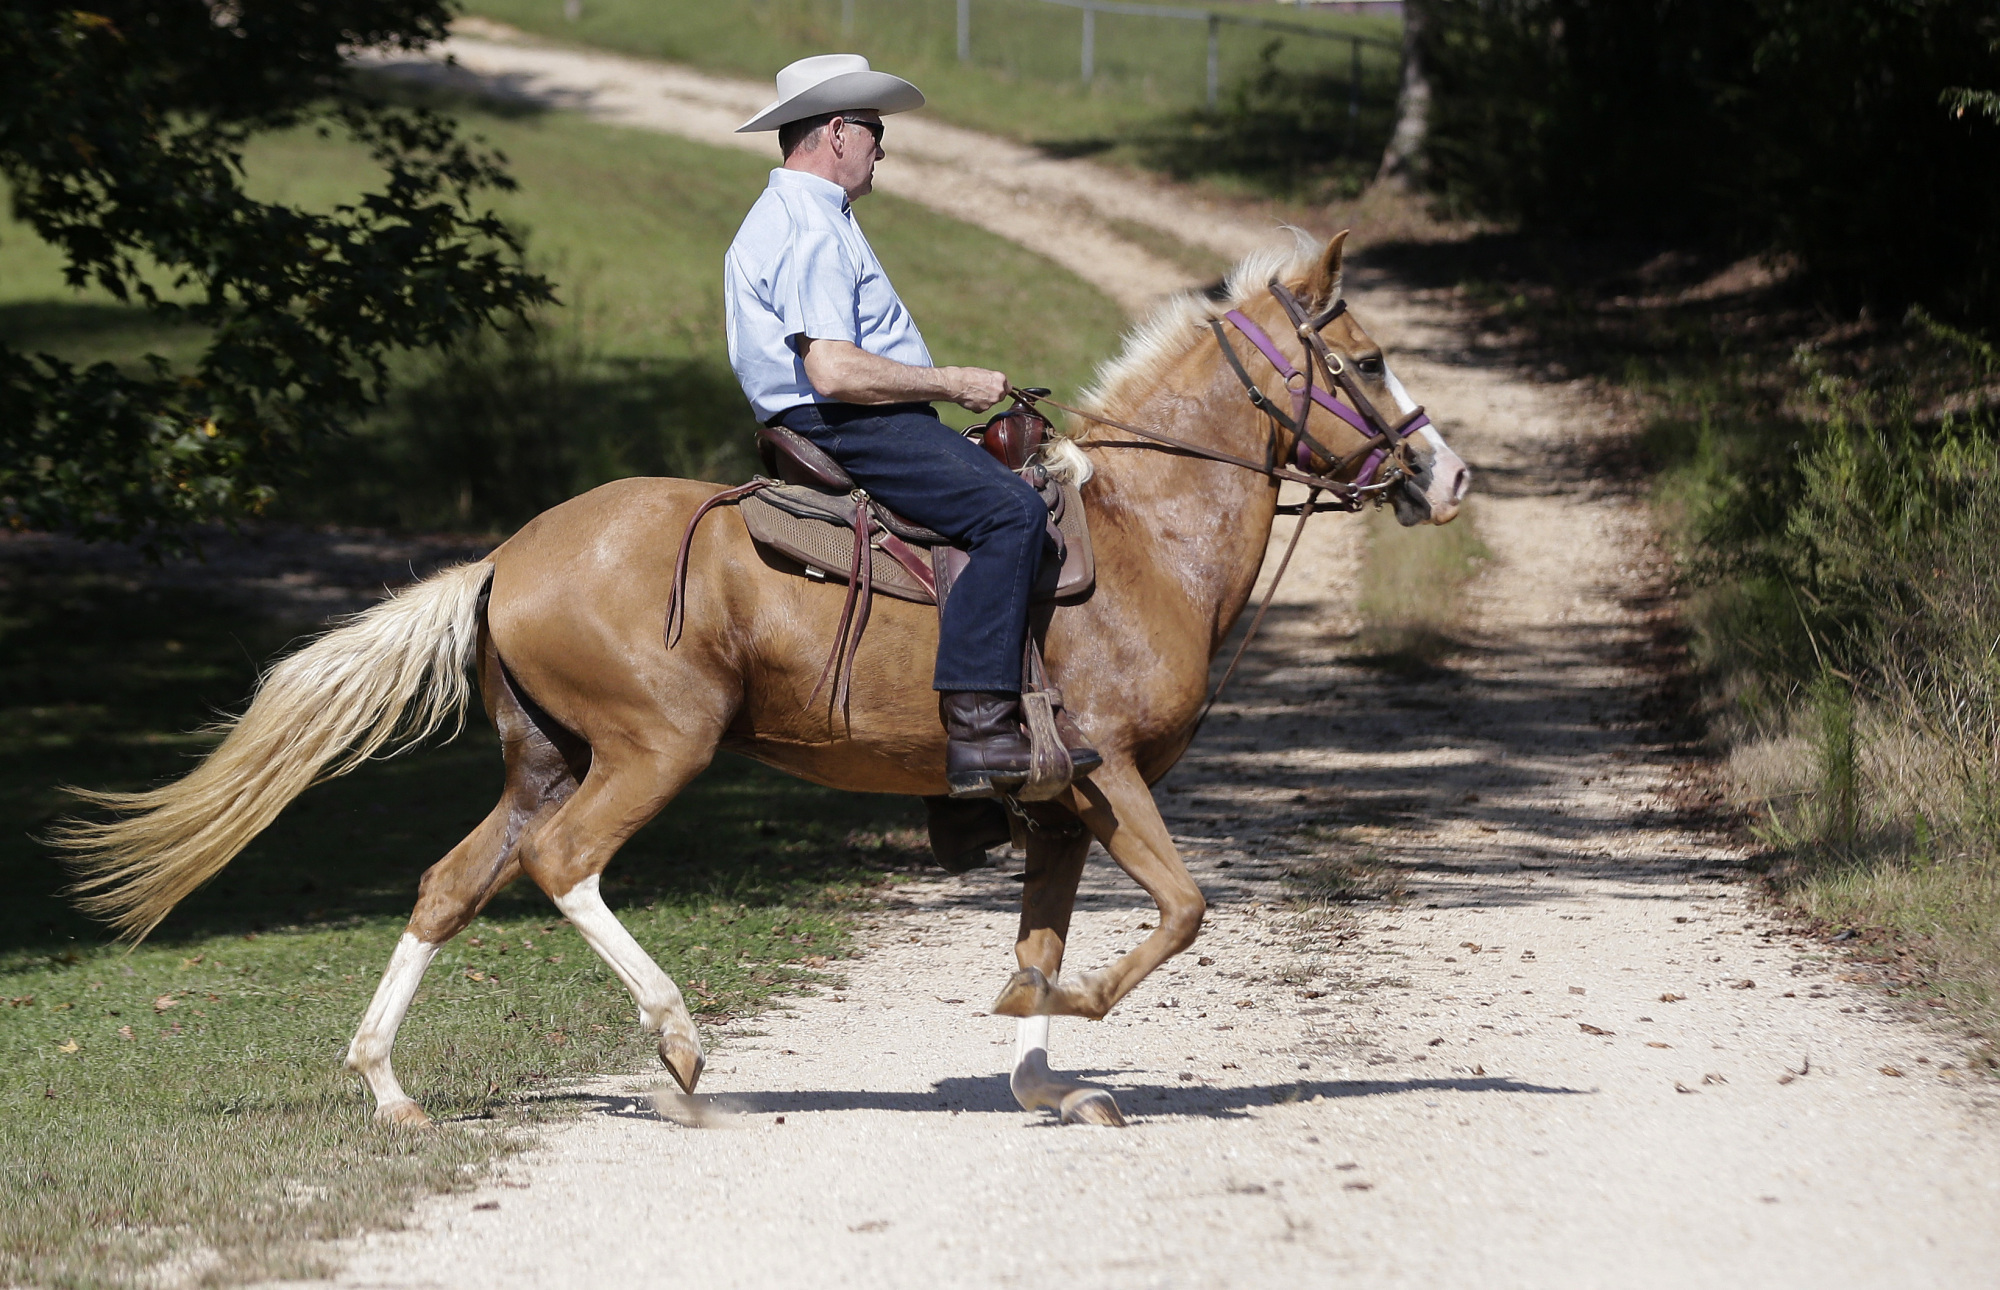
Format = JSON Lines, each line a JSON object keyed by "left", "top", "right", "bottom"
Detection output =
{"left": 800, "top": 337, "right": 1008, "bottom": 411}
{"left": 943, "top": 366, "right": 1009, "bottom": 412}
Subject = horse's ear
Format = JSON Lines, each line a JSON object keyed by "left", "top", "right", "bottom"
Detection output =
{"left": 1299, "top": 230, "right": 1350, "bottom": 310}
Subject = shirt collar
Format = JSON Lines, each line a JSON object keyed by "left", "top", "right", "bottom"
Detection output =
{"left": 768, "top": 167, "right": 851, "bottom": 214}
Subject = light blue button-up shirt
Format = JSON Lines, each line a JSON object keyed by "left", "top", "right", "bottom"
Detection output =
{"left": 724, "top": 169, "right": 934, "bottom": 423}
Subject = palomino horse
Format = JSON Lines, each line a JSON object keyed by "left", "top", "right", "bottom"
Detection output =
{"left": 64, "top": 232, "right": 1468, "bottom": 1128}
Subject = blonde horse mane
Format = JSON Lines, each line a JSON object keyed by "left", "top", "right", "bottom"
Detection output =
{"left": 1039, "top": 233, "right": 1321, "bottom": 488}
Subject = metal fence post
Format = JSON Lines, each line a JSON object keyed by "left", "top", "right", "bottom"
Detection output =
{"left": 1081, "top": 4, "right": 1095, "bottom": 84}
{"left": 1206, "top": 14, "right": 1220, "bottom": 109}
{"left": 957, "top": 0, "right": 970, "bottom": 63}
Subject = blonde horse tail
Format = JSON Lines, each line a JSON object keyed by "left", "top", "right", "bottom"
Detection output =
{"left": 55, "top": 560, "right": 496, "bottom": 942}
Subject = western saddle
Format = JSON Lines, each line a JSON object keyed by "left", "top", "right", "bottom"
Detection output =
{"left": 663, "top": 392, "right": 1097, "bottom": 871}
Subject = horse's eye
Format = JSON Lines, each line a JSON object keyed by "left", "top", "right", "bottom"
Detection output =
{"left": 1356, "top": 357, "right": 1385, "bottom": 377}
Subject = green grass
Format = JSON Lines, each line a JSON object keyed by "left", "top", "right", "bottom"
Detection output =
{"left": 0, "top": 88, "right": 1131, "bottom": 531}
{"left": 0, "top": 553, "right": 930, "bottom": 1287}
{"left": 461, "top": 0, "right": 1404, "bottom": 194}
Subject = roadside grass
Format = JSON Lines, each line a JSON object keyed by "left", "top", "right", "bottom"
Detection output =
{"left": 457, "top": 0, "right": 1403, "bottom": 197}
{"left": 1384, "top": 233, "right": 2000, "bottom": 1060}
{"left": 1349, "top": 500, "right": 1488, "bottom": 675}
{"left": 0, "top": 88, "right": 1130, "bottom": 533}
{"left": 0, "top": 94, "right": 1128, "bottom": 1285}
{"left": 0, "top": 548, "right": 927, "bottom": 1287}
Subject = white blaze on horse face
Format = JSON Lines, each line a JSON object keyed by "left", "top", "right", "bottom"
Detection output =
{"left": 1384, "top": 362, "right": 1470, "bottom": 524}
{"left": 552, "top": 874, "right": 700, "bottom": 1044}
{"left": 345, "top": 932, "right": 438, "bottom": 1114}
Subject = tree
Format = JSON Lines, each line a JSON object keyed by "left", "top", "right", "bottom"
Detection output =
{"left": 0, "top": 2, "right": 553, "bottom": 544}
{"left": 1375, "top": 0, "right": 1430, "bottom": 189}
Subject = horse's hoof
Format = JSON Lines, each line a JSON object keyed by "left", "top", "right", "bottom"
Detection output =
{"left": 660, "top": 1034, "right": 706, "bottom": 1094}
{"left": 375, "top": 1098, "right": 434, "bottom": 1131}
{"left": 990, "top": 966, "right": 1052, "bottom": 1017}
{"left": 1059, "top": 1087, "right": 1127, "bottom": 1128}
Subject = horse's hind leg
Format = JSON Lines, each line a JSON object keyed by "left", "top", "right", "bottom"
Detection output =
{"left": 346, "top": 805, "right": 520, "bottom": 1127}
{"left": 346, "top": 646, "right": 585, "bottom": 1127}
{"left": 1003, "top": 825, "right": 1126, "bottom": 1127}
{"left": 512, "top": 738, "right": 716, "bottom": 1094}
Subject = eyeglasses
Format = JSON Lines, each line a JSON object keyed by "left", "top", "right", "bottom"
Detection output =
{"left": 835, "top": 116, "right": 884, "bottom": 147}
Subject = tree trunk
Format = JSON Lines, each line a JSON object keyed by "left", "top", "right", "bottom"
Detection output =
{"left": 1375, "top": 1, "right": 1431, "bottom": 188}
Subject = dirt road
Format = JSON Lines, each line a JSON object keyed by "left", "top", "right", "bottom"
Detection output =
{"left": 368, "top": 21, "right": 1284, "bottom": 316}
{"left": 279, "top": 32, "right": 2000, "bottom": 1289}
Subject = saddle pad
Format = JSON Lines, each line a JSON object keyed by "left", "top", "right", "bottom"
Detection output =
{"left": 739, "top": 481, "right": 1095, "bottom": 606}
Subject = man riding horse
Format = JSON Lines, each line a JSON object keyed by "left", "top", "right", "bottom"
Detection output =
{"left": 725, "top": 55, "right": 1097, "bottom": 799}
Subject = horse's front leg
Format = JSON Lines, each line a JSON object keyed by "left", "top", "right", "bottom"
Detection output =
{"left": 999, "top": 823, "right": 1126, "bottom": 1126}
{"left": 993, "top": 759, "right": 1205, "bottom": 1022}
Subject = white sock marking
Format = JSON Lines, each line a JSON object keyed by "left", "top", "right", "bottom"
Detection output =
{"left": 553, "top": 874, "right": 695, "bottom": 1039}
{"left": 346, "top": 933, "right": 437, "bottom": 1110}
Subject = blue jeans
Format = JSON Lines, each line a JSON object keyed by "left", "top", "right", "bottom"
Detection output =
{"left": 773, "top": 402, "right": 1045, "bottom": 693}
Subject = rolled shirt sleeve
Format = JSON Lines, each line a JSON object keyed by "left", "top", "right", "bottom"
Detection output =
{"left": 772, "top": 228, "right": 862, "bottom": 348}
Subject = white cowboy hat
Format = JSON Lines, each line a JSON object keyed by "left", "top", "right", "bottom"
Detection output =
{"left": 735, "top": 54, "right": 925, "bottom": 133}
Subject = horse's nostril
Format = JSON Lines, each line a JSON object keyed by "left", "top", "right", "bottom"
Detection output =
{"left": 1451, "top": 468, "right": 1470, "bottom": 502}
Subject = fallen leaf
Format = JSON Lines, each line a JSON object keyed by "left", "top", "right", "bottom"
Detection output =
{"left": 464, "top": 970, "right": 486, "bottom": 983}
{"left": 1879, "top": 1065, "right": 1904, "bottom": 1077}
{"left": 473, "top": 1201, "right": 499, "bottom": 1211}
{"left": 1659, "top": 993, "right": 1685, "bottom": 1003}
{"left": 850, "top": 1220, "right": 889, "bottom": 1233}
{"left": 1702, "top": 1072, "right": 1727, "bottom": 1085}
{"left": 1197, "top": 956, "right": 1215, "bottom": 966}
{"left": 1674, "top": 1081, "right": 1697, "bottom": 1094}
{"left": 1471, "top": 1065, "right": 1485, "bottom": 1076}
{"left": 1578, "top": 1023, "right": 1613, "bottom": 1036}
{"left": 117, "top": 1026, "right": 134, "bottom": 1040}
{"left": 152, "top": 995, "right": 177, "bottom": 1012}
{"left": 1342, "top": 1181, "right": 1374, "bottom": 1192}
{"left": 936, "top": 997, "right": 964, "bottom": 1005}
{"left": 1427, "top": 1037, "right": 1445, "bottom": 1046}
{"left": 1234, "top": 999, "right": 1254, "bottom": 1009}
{"left": 1777, "top": 1074, "right": 1796, "bottom": 1085}
{"left": 56, "top": 1039, "right": 79, "bottom": 1054}
{"left": 181, "top": 956, "right": 202, "bottom": 967}
{"left": 1729, "top": 979, "right": 1756, "bottom": 990}
{"left": 1568, "top": 986, "right": 1586, "bottom": 995}
{"left": 1646, "top": 1041, "right": 1672, "bottom": 1049}
{"left": 1460, "top": 942, "right": 1482, "bottom": 953}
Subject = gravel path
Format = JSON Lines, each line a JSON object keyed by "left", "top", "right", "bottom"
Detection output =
{"left": 367, "top": 20, "right": 1285, "bottom": 316}
{"left": 277, "top": 31, "right": 2000, "bottom": 1289}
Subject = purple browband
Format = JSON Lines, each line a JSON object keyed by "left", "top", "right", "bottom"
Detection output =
{"left": 1224, "top": 309, "right": 1430, "bottom": 487}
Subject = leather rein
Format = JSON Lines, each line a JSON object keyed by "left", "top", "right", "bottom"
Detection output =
{"left": 1012, "top": 280, "right": 1434, "bottom": 736}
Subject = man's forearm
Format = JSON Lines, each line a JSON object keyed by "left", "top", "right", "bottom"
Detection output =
{"left": 799, "top": 337, "right": 1005, "bottom": 410}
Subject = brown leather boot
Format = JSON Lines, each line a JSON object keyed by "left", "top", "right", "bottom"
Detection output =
{"left": 940, "top": 690, "right": 1035, "bottom": 799}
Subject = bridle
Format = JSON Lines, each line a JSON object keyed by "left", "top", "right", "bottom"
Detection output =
{"left": 1013, "top": 279, "right": 1434, "bottom": 513}
{"left": 1010, "top": 279, "right": 1437, "bottom": 736}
